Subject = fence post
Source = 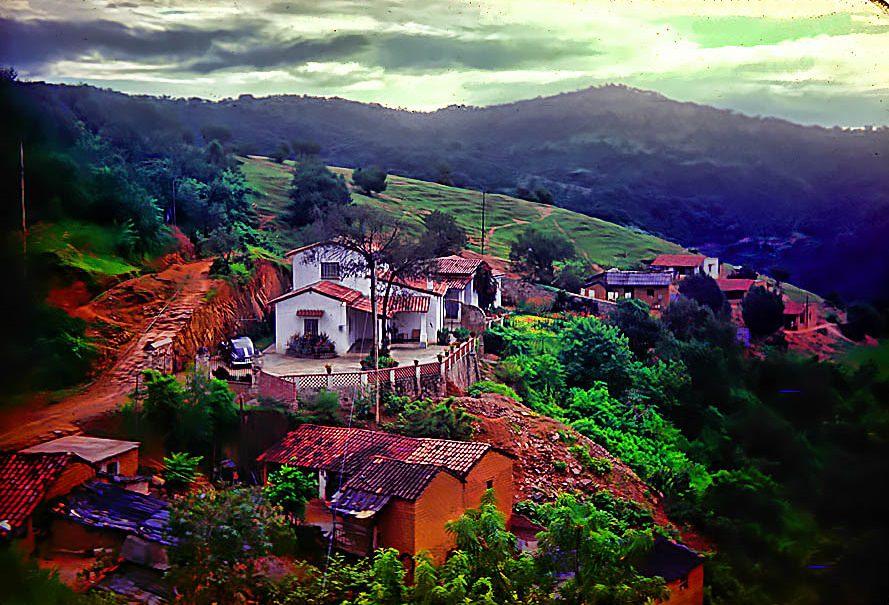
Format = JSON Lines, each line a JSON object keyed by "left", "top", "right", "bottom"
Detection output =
{"left": 326, "top": 365, "right": 333, "bottom": 390}
{"left": 413, "top": 359, "right": 420, "bottom": 397}
{"left": 360, "top": 372, "right": 368, "bottom": 388}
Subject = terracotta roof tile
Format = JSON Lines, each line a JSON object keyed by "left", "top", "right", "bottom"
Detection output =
{"left": 651, "top": 254, "right": 706, "bottom": 268}
{"left": 0, "top": 452, "right": 71, "bottom": 536}
{"left": 257, "top": 425, "right": 490, "bottom": 478}
{"left": 434, "top": 255, "right": 483, "bottom": 276}
{"left": 716, "top": 278, "right": 756, "bottom": 292}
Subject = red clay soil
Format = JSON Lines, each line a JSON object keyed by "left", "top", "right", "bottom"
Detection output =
{"left": 456, "top": 393, "right": 712, "bottom": 553}
{"left": 0, "top": 259, "right": 215, "bottom": 450}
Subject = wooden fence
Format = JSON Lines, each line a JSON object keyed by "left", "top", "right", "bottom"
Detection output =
{"left": 257, "top": 335, "right": 481, "bottom": 406}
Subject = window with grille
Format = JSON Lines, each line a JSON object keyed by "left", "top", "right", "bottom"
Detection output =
{"left": 320, "top": 262, "right": 340, "bottom": 279}
{"left": 304, "top": 318, "right": 319, "bottom": 336}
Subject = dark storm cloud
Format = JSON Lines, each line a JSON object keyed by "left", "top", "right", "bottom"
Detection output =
{"left": 0, "top": 17, "right": 247, "bottom": 68}
{"left": 187, "top": 33, "right": 370, "bottom": 73}
{"left": 373, "top": 33, "right": 598, "bottom": 71}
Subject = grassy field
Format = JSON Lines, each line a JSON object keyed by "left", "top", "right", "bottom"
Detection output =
{"left": 239, "top": 155, "right": 683, "bottom": 270}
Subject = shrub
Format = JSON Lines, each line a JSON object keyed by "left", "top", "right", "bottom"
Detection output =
{"left": 264, "top": 466, "right": 317, "bottom": 519}
{"left": 467, "top": 380, "right": 522, "bottom": 402}
{"left": 452, "top": 326, "right": 471, "bottom": 342}
{"left": 300, "top": 389, "right": 341, "bottom": 425}
{"left": 437, "top": 328, "right": 451, "bottom": 346}
{"left": 394, "top": 398, "right": 475, "bottom": 440}
{"left": 164, "top": 451, "right": 203, "bottom": 488}
{"left": 287, "top": 332, "right": 336, "bottom": 358}
{"left": 553, "top": 460, "right": 567, "bottom": 472}
{"left": 360, "top": 353, "right": 398, "bottom": 370}
{"left": 742, "top": 286, "right": 785, "bottom": 337}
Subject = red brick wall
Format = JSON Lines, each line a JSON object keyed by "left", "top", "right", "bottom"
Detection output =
{"left": 50, "top": 518, "right": 123, "bottom": 552}
{"left": 45, "top": 462, "right": 96, "bottom": 501}
{"left": 661, "top": 565, "right": 704, "bottom": 605}
{"left": 106, "top": 449, "right": 140, "bottom": 476}
{"left": 582, "top": 284, "right": 669, "bottom": 309}
{"left": 408, "top": 472, "right": 464, "bottom": 564}
{"left": 462, "top": 451, "right": 513, "bottom": 517}
{"left": 377, "top": 498, "right": 417, "bottom": 557}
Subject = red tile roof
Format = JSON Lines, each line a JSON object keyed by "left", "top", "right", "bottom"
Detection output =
{"left": 651, "top": 254, "right": 706, "bottom": 268}
{"left": 269, "top": 280, "right": 365, "bottom": 306}
{"left": 258, "top": 424, "right": 491, "bottom": 479}
{"left": 783, "top": 300, "right": 806, "bottom": 315}
{"left": 716, "top": 278, "right": 757, "bottom": 292}
{"left": 388, "top": 296, "right": 430, "bottom": 314}
{"left": 434, "top": 255, "right": 483, "bottom": 276}
{"left": 273, "top": 282, "right": 429, "bottom": 317}
{"left": 343, "top": 457, "right": 447, "bottom": 501}
{"left": 296, "top": 309, "right": 325, "bottom": 317}
{"left": 382, "top": 273, "right": 449, "bottom": 296}
{"left": 0, "top": 452, "right": 72, "bottom": 536}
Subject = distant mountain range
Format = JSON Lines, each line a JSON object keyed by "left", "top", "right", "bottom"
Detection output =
{"left": 19, "top": 81, "right": 889, "bottom": 302}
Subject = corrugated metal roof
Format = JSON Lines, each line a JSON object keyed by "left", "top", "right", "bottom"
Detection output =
{"left": 0, "top": 452, "right": 72, "bottom": 536}
{"left": 57, "top": 481, "right": 172, "bottom": 545}
{"left": 258, "top": 425, "right": 491, "bottom": 478}
{"left": 329, "top": 489, "right": 391, "bottom": 517}
{"left": 584, "top": 270, "right": 672, "bottom": 288}
{"left": 651, "top": 254, "right": 706, "bottom": 268}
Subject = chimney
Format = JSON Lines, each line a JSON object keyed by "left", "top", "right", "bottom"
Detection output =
{"left": 427, "top": 277, "right": 433, "bottom": 290}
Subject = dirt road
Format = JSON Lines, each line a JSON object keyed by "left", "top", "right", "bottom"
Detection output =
{"left": 0, "top": 260, "right": 213, "bottom": 449}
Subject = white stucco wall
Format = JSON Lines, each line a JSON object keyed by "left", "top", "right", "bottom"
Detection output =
{"left": 703, "top": 257, "right": 720, "bottom": 279}
{"left": 274, "top": 291, "right": 350, "bottom": 355}
{"left": 291, "top": 246, "right": 370, "bottom": 292}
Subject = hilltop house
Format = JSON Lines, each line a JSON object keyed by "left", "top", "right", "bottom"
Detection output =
{"left": 651, "top": 254, "right": 719, "bottom": 281}
{"left": 272, "top": 243, "right": 502, "bottom": 355}
{"left": 257, "top": 424, "right": 513, "bottom": 564}
{"left": 782, "top": 298, "right": 818, "bottom": 331}
{"left": 581, "top": 269, "right": 673, "bottom": 310}
{"left": 716, "top": 278, "right": 758, "bottom": 302}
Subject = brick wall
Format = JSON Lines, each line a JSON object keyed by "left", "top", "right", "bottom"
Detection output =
{"left": 409, "top": 472, "right": 464, "bottom": 565}
{"left": 461, "top": 451, "right": 513, "bottom": 517}
{"left": 45, "top": 462, "right": 96, "bottom": 501}
{"left": 662, "top": 565, "right": 704, "bottom": 605}
{"left": 376, "top": 498, "right": 417, "bottom": 557}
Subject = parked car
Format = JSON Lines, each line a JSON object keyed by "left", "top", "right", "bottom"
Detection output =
{"left": 220, "top": 336, "right": 256, "bottom": 368}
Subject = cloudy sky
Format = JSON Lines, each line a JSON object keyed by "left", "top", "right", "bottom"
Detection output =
{"left": 1, "top": 0, "right": 887, "bottom": 126}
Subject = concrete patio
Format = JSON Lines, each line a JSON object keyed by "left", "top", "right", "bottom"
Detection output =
{"left": 261, "top": 342, "right": 450, "bottom": 375}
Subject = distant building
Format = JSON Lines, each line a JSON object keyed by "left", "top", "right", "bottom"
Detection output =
{"left": 716, "top": 278, "right": 758, "bottom": 302}
{"left": 782, "top": 298, "right": 818, "bottom": 331}
{"left": 257, "top": 424, "right": 513, "bottom": 564}
{"left": 651, "top": 254, "right": 719, "bottom": 281}
{"left": 638, "top": 537, "right": 705, "bottom": 605}
{"left": 581, "top": 269, "right": 672, "bottom": 310}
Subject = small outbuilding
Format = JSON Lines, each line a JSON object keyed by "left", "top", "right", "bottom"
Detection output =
{"left": 638, "top": 537, "right": 705, "bottom": 605}
{"left": 21, "top": 436, "right": 142, "bottom": 486}
{"left": 581, "top": 269, "right": 672, "bottom": 310}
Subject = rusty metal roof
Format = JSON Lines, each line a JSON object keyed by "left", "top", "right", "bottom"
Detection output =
{"left": 257, "top": 425, "right": 491, "bottom": 479}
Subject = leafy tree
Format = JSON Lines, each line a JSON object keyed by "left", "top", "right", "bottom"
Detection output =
{"left": 607, "top": 298, "right": 663, "bottom": 359}
{"left": 473, "top": 263, "right": 498, "bottom": 310}
{"left": 533, "top": 186, "right": 554, "bottom": 205}
{"left": 271, "top": 142, "right": 291, "bottom": 163}
{"left": 286, "top": 156, "right": 351, "bottom": 227}
{"left": 290, "top": 139, "right": 321, "bottom": 157}
{"left": 356, "top": 549, "right": 405, "bottom": 605}
{"left": 558, "top": 316, "right": 634, "bottom": 393}
{"left": 394, "top": 398, "right": 475, "bottom": 440}
{"left": 553, "top": 258, "right": 587, "bottom": 293}
{"left": 536, "top": 494, "right": 668, "bottom": 605}
{"left": 841, "top": 302, "right": 884, "bottom": 340}
{"left": 423, "top": 210, "right": 467, "bottom": 256}
{"left": 352, "top": 165, "right": 388, "bottom": 195}
{"left": 679, "top": 274, "right": 727, "bottom": 315}
{"left": 200, "top": 124, "right": 232, "bottom": 143}
{"left": 168, "top": 487, "right": 295, "bottom": 603}
{"left": 509, "top": 228, "right": 575, "bottom": 283}
{"left": 264, "top": 466, "right": 318, "bottom": 520}
{"left": 163, "top": 451, "right": 203, "bottom": 488}
{"left": 741, "top": 285, "right": 785, "bottom": 337}
{"left": 298, "top": 389, "right": 342, "bottom": 425}
{"left": 445, "top": 490, "right": 536, "bottom": 602}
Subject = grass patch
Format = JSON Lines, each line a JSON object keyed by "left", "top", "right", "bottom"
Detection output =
{"left": 29, "top": 221, "right": 140, "bottom": 276}
{"left": 239, "top": 156, "right": 685, "bottom": 270}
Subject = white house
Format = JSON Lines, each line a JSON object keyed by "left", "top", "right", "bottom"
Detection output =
{"left": 650, "top": 254, "right": 719, "bottom": 281}
{"left": 271, "top": 244, "right": 501, "bottom": 356}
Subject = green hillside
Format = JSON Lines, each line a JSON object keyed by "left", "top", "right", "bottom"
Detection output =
{"left": 239, "top": 155, "right": 683, "bottom": 270}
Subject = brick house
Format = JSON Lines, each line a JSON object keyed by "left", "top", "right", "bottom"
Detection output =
{"left": 257, "top": 424, "right": 513, "bottom": 564}
{"left": 716, "top": 278, "right": 758, "bottom": 302}
{"left": 0, "top": 452, "right": 95, "bottom": 552}
{"left": 638, "top": 537, "right": 705, "bottom": 605}
{"left": 651, "top": 254, "right": 719, "bottom": 281}
{"left": 782, "top": 298, "right": 818, "bottom": 331}
{"left": 20, "top": 436, "right": 145, "bottom": 492}
{"left": 581, "top": 269, "right": 673, "bottom": 310}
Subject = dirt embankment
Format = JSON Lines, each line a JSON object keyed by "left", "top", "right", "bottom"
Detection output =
{"left": 0, "top": 261, "right": 286, "bottom": 449}
{"left": 457, "top": 393, "right": 710, "bottom": 552}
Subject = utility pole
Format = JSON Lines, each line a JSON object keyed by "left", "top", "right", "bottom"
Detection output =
{"left": 20, "top": 140, "right": 27, "bottom": 258}
{"left": 480, "top": 189, "right": 486, "bottom": 256}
